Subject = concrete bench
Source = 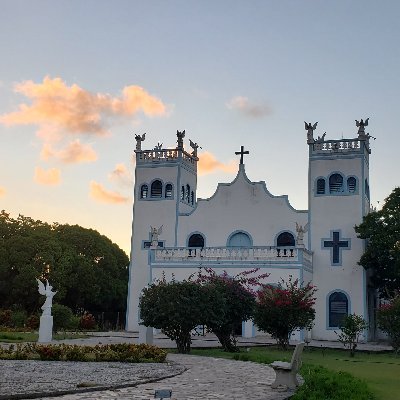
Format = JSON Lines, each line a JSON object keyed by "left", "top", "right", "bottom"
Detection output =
{"left": 270, "top": 342, "right": 305, "bottom": 389}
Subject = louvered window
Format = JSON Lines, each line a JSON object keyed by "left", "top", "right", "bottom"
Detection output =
{"left": 151, "top": 180, "right": 162, "bottom": 198}
{"left": 165, "top": 184, "right": 173, "bottom": 198}
{"left": 317, "top": 178, "right": 325, "bottom": 194}
{"left": 347, "top": 177, "right": 356, "bottom": 193}
{"left": 329, "top": 174, "right": 343, "bottom": 193}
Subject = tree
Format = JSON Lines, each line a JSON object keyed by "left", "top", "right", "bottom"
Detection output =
{"left": 376, "top": 294, "right": 400, "bottom": 352}
{"left": 139, "top": 279, "right": 224, "bottom": 353}
{"left": 355, "top": 187, "right": 400, "bottom": 297}
{"left": 335, "top": 314, "right": 368, "bottom": 357}
{"left": 254, "top": 277, "right": 316, "bottom": 349}
{"left": 0, "top": 211, "right": 129, "bottom": 316}
{"left": 197, "top": 268, "right": 268, "bottom": 352}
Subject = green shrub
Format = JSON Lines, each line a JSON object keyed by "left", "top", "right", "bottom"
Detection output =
{"left": 52, "top": 304, "right": 75, "bottom": 332}
{"left": 335, "top": 314, "right": 368, "bottom": 357}
{"left": 292, "top": 365, "right": 375, "bottom": 400}
{"left": 62, "top": 344, "right": 88, "bottom": 361}
{"left": 11, "top": 310, "right": 27, "bottom": 328}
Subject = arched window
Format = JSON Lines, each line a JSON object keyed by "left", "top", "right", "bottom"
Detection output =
{"left": 347, "top": 177, "right": 356, "bottom": 193}
{"left": 151, "top": 180, "right": 162, "bottom": 198}
{"left": 317, "top": 178, "right": 326, "bottom": 195}
{"left": 188, "top": 233, "right": 204, "bottom": 248}
{"left": 228, "top": 232, "right": 252, "bottom": 247}
{"left": 329, "top": 174, "right": 343, "bottom": 193}
{"left": 140, "top": 184, "right": 148, "bottom": 199}
{"left": 165, "top": 183, "right": 173, "bottom": 198}
{"left": 277, "top": 232, "right": 295, "bottom": 247}
{"left": 186, "top": 184, "right": 190, "bottom": 203}
{"left": 328, "top": 291, "right": 349, "bottom": 327}
{"left": 191, "top": 191, "right": 194, "bottom": 205}
{"left": 181, "top": 186, "right": 185, "bottom": 201}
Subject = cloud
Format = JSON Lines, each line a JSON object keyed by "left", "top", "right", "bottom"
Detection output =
{"left": 41, "top": 140, "right": 97, "bottom": 164}
{"left": 89, "top": 181, "right": 129, "bottom": 204}
{"left": 0, "top": 186, "right": 6, "bottom": 197}
{"left": 0, "top": 76, "right": 167, "bottom": 135}
{"left": 34, "top": 167, "right": 61, "bottom": 185}
{"left": 197, "top": 151, "right": 237, "bottom": 176}
{"left": 108, "top": 163, "right": 133, "bottom": 187}
{"left": 226, "top": 96, "right": 271, "bottom": 118}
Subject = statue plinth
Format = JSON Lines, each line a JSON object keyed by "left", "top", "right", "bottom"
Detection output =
{"left": 138, "top": 325, "right": 153, "bottom": 345}
{"left": 38, "top": 315, "right": 53, "bottom": 343}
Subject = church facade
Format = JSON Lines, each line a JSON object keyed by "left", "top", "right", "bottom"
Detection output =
{"left": 126, "top": 121, "right": 374, "bottom": 341}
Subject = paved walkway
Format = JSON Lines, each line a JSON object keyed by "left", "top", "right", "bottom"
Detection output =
{"left": 0, "top": 332, "right": 392, "bottom": 399}
{"left": 1, "top": 354, "right": 292, "bottom": 400}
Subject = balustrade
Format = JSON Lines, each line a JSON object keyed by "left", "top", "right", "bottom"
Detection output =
{"left": 154, "top": 246, "right": 311, "bottom": 263}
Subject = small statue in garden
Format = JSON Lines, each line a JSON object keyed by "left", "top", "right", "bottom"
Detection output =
{"left": 36, "top": 279, "right": 57, "bottom": 316}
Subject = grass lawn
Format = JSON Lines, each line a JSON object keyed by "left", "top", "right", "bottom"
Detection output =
{"left": 0, "top": 331, "right": 88, "bottom": 343}
{"left": 189, "top": 346, "right": 400, "bottom": 400}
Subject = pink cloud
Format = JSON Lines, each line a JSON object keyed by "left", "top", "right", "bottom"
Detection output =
{"left": 89, "top": 181, "right": 129, "bottom": 204}
{"left": 226, "top": 96, "right": 272, "bottom": 118}
{"left": 197, "top": 151, "right": 237, "bottom": 176}
{"left": 108, "top": 163, "right": 133, "bottom": 187}
{"left": 41, "top": 140, "right": 97, "bottom": 164}
{"left": 0, "top": 76, "right": 167, "bottom": 135}
{"left": 0, "top": 186, "right": 6, "bottom": 197}
{"left": 34, "top": 166, "right": 61, "bottom": 185}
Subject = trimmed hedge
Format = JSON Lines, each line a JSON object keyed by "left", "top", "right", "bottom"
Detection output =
{"left": 0, "top": 343, "right": 167, "bottom": 363}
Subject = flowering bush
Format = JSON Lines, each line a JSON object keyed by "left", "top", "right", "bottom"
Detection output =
{"left": 0, "top": 309, "right": 12, "bottom": 327}
{"left": 26, "top": 315, "right": 40, "bottom": 330}
{"left": 254, "top": 277, "right": 317, "bottom": 349}
{"left": 79, "top": 312, "right": 97, "bottom": 330}
{"left": 197, "top": 268, "right": 269, "bottom": 352}
{"left": 376, "top": 294, "right": 400, "bottom": 352}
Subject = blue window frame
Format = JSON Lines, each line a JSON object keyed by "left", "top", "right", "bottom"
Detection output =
{"left": 329, "top": 174, "right": 343, "bottom": 193}
{"left": 328, "top": 292, "right": 349, "bottom": 327}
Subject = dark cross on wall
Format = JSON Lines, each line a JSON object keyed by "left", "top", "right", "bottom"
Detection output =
{"left": 235, "top": 145, "right": 249, "bottom": 164}
{"left": 323, "top": 231, "right": 350, "bottom": 264}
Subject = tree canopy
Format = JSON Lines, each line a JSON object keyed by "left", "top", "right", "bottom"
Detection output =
{"left": 355, "top": 187, "right": 400, "bottom": 297}
{"left": 0, "top": 211, "right": 129, "bottom": 314}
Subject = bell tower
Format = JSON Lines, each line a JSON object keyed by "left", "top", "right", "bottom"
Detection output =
{"left": 126, "top": 130, "right": 199, "bottom": 331}
{"left": 307, "top": 119, "right": 372, "bottom": 340}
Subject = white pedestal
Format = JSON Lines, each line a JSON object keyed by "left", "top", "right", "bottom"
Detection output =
{"left": 138, "top": 325, "right": 153, "bottom": 345}
{"left": 243, "top": 320, "right": 254, "bottom": 338}
{"left": 38, "top": 315, "right": 53, "bottom": 343}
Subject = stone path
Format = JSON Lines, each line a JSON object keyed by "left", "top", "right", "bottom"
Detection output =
{"left": 1, "top": 354, "right": 292, "bottom": 400}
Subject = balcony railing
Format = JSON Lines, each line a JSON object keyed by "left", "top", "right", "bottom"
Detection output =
{"left": 154, "top": 246, "right": 312, "bottom": 264}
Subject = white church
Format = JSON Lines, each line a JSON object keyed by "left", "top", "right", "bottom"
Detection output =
{"left": 126, "top": 120, "right": 375, "bottom": 342}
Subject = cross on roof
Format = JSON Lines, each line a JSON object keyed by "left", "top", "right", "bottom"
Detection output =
{"left": 322, "top": 231, "right": 350, "bottom": 265}
{"left": 235, "top": 146, "right": 249, "bottom": 165}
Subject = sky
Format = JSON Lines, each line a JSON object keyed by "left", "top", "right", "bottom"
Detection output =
{"left": 1, "top": 0, "right": 399, "bottom": 256}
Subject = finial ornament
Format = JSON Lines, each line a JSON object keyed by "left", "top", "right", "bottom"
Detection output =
{"left": 235, "top": 145, "right": 249, "bottom": 165}
{"left": 176, "top": 130, "right": 185, "bottom": 150}
{"left": 304, "top": 121, "right": 318, "bottom": 144}
{"left": 189, "top": 139, "right": 201, "bottom": 157}
{"left": 135, "top": 133, "right": 146, "bottom": 151}
{"left": 355, "top": 118, "right": 370, "bottom": 139}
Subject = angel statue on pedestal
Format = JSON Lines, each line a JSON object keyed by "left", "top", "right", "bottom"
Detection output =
{"left": 36, "top": 279, "right": 57, "bottom": 316}
{"left": 150, "top": 225, "right": 163, "bottom": 248}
